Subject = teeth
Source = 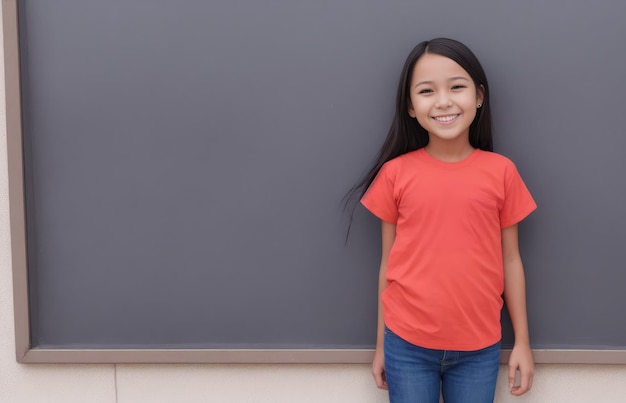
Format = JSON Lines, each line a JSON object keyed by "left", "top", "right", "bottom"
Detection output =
{"left": 434, "top": 115, "right": 458, "bottom": 122}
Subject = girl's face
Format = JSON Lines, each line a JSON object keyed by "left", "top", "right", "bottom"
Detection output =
{"left": 408, "top": 53, "right": 484, "bottom": 146}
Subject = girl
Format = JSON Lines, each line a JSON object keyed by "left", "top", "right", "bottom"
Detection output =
{"left": 350, "top": 38, "right": 535, "bottom": 402}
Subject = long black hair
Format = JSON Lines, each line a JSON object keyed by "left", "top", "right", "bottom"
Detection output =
{"left": 344, "top": 38, "right": 493, "bottom": 223}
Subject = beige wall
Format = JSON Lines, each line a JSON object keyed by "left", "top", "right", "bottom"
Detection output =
{"left": 1, "top": 7, "right": 625, "bottom": 403}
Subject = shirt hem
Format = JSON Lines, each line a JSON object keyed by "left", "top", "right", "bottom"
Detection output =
{"left": 386, "top": 323, "right": 503, "bottom": 352}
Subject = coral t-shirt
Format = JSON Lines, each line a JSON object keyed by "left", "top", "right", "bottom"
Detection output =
{"left": 361, "top": 148, "right": 536, "bottom": 351}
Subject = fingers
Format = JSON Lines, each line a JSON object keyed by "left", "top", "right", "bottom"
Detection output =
{"left": 508, "top": 345, "right": 535, "bottom": 396}
{"left": 508, "top": 363, "right": 517, "bottom": 392}
{"left": 372, "top": 368, "right": 388, "bottom": 390}
{"left": 509, "top": 367, "right": 534, "bottom": 396}
{"left": 511, "top": 369, "right": 533, "bottom": 396}
{"left": 372, "top": 350, "right": 388, "bottom": 390}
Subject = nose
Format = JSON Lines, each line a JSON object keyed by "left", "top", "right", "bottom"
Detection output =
{"left": 435, "top": 93, "right": 452, "bottom": 108}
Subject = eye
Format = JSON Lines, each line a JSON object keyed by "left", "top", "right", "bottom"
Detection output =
{"left": 451, "top": 85, "right": 466, "bottom": 90}
{"left": 418, "top": 88, "right": 433, "bottom": 94}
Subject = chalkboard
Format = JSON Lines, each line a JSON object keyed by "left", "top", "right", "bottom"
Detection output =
{"left": 5, "top": 0, "right": 626, "bottom": 363}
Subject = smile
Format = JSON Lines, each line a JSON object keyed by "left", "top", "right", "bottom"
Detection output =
{"left": 433, "top": 114, "right": 460, "bottom": 123}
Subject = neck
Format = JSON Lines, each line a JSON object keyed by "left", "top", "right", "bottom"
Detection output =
{"left": 424, "top": 138, "right": 475, "bottom": 162}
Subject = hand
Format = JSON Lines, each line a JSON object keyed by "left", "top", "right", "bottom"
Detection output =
{"left": 372, "top": 347, "right": 387, "bottom": 390}
{"left": 508, "top": 344, "right": 534, "bottom": 396}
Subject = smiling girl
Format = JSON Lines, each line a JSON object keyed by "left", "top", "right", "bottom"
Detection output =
{"left": 349, "top": 38, "right": 536, "bottom": 402}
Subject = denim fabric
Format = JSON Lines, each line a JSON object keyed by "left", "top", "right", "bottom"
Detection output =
{"left": 384, "top": 327, "right": 500, "bottom": 403}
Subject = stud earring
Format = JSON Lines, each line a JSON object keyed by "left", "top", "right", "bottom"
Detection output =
{"left": 477, "top": 103, "right": 482, "bottom": 108}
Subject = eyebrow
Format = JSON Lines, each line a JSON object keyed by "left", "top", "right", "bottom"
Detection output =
{"left": 414, "top": 76, "right": 470, "bottom": 88}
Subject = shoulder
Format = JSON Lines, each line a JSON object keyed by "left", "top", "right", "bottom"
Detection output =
{"left": 476, "top": 151, "right": 532, "bottom": 191}
{"left": 381, "top": 149, "right": 423, "bottom": 172}
{"left": 474, "top": 150, "right": 518, "bottom": 171}
{"left": 376, "top": 150, "right": 424, "bottom": 183}
{"left": 475, "top": 150, "right": 515, "bottom": 165}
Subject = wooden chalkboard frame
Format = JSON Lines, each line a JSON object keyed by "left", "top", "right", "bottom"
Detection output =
{"left": 4, "top": 0, "right": 626, "bottom": 364}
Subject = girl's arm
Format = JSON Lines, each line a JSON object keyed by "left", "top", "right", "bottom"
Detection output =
{"left": 372, "top": 220, "right": 396, "bottom": 390}
{"left": 502, "top": 224, "right": 534, "bottom": 396}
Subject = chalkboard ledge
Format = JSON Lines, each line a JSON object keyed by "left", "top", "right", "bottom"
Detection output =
{"left": 16, "top": 349, "right": 626, "bottom": 364}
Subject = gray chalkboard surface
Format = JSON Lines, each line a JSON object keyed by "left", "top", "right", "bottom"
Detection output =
{"left": 5, "top": 0, "right": 626, "bottom": 363}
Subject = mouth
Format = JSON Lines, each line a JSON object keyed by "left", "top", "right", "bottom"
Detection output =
{"left": 432, "top": 114, "right": 460, "bottom": 123}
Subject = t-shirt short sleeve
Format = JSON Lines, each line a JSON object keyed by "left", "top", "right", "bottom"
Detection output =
{"left": 360, "top": 163, "right": 398, "bottom": 224}
{"left": 500, "top": 162, "right": 537, "bottom": 228}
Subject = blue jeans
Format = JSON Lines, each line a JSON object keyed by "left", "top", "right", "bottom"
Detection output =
{"left": 384, "top": 327, "right": 500, "bottom": 403}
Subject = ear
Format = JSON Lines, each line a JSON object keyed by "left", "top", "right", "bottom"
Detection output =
{"left": 476, "top": 84, "right": 485, "bottom": 107}
{"left": 408, "top": 100, "right": 416, "bottom": 118}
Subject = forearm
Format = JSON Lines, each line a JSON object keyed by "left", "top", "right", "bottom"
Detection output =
{"left": 375, "top": 267, "right": 387, "bottom": 349}
{"left": 376, "top": 221, "right": 395, "bottom": 348}
{"left": 501, "top": 224, "right": 534, "bottom": 395}
{"left": 503, "top": 257, "right": 530, "bottom": 346}
{"left": 372, "top": 221, "right": 395, "bottom": 390}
